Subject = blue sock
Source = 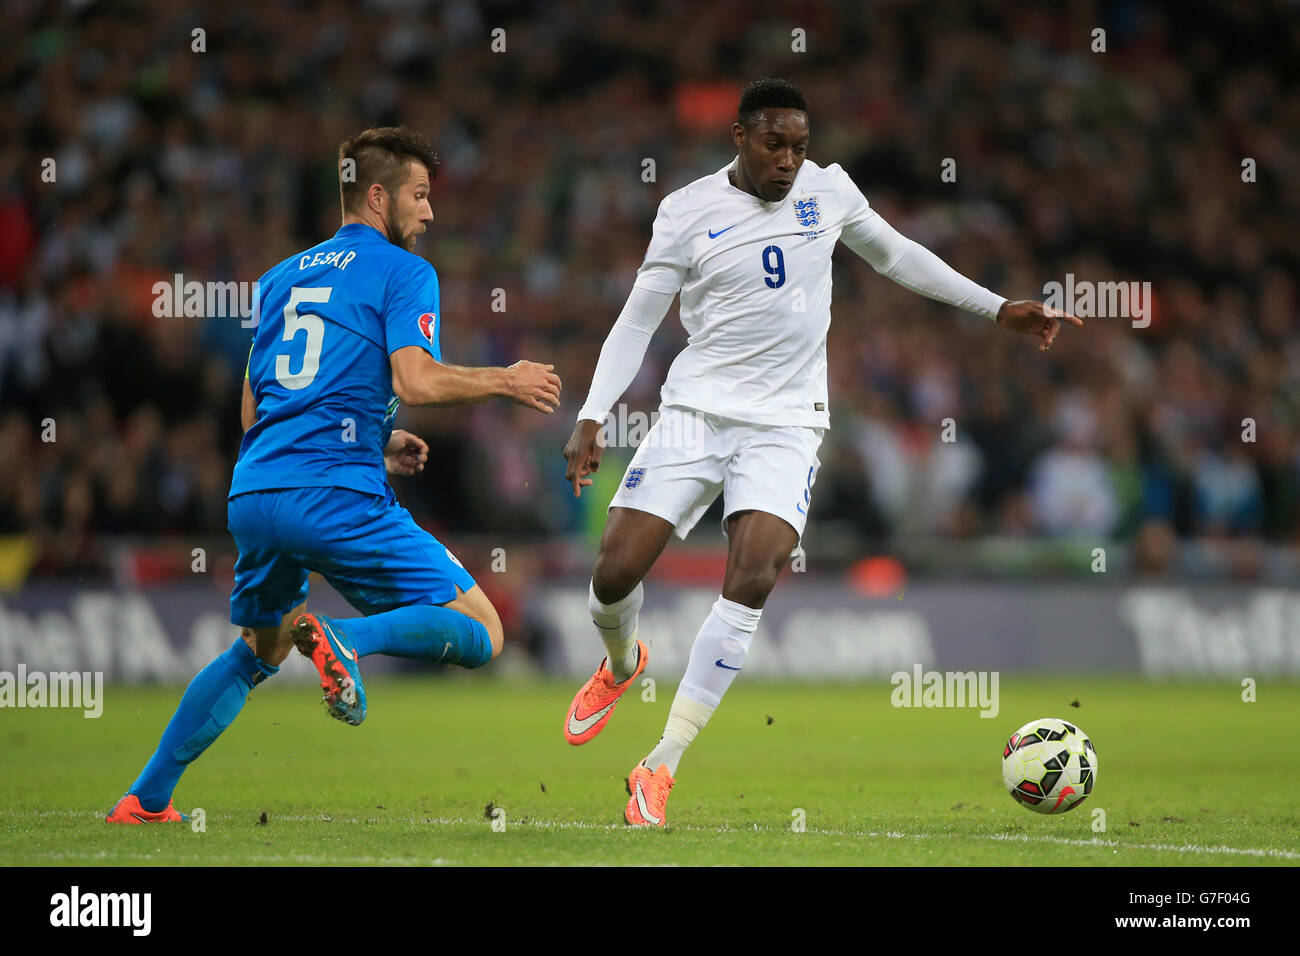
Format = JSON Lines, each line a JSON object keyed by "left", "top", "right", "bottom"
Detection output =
{"left": 330, "top": 605, "right": 492, "bottom": 669}
{"left": 130, "top": 639, "right": 278, "bottom": 812}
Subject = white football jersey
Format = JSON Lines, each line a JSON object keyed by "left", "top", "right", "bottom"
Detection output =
{"left": 633, "top": 157, "right": 1002, "bottom": 427}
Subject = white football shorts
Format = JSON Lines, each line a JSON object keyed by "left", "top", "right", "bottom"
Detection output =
{"left": 607, "top": 405, "right": 825, "bottom": 540}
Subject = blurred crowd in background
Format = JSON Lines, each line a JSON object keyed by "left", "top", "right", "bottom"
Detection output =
{"left": 1, "top": 0, "right": 1298, "bottom": 580}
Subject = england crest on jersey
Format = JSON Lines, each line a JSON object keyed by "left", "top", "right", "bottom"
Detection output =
{"left": 794, "top": 197, "right": 821, "bottom": 228}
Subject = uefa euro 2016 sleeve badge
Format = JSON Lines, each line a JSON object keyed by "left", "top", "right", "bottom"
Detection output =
{"left": 418, "top": 312, "right": 437, "bottom": 345}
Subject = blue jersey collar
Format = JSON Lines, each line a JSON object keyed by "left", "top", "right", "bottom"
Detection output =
{"left": 335, "top": 222, "right": 387, "bottom": 242}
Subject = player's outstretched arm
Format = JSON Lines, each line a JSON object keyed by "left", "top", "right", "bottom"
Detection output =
{"left": 390, "top": 346, "right": 561, "bottom": 412}
{"left": 840, "top": 197, "right": 1079, "bottom": 351}
{"left": 562, "top": 285, "right": 674, "bottom": 497}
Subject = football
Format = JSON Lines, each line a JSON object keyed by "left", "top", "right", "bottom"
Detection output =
{"left": 1002, "top": 717, "right": 1097, "bottom": 814}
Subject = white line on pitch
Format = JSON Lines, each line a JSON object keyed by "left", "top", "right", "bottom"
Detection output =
{"left": 9, "top": 809, "right": 1298, "bottom": 860}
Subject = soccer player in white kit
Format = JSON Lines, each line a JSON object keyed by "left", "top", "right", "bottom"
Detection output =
{"left": 561, "top": 78, "right": 1080, "bottom": 826}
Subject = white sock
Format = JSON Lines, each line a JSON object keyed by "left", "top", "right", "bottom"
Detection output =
{"left": 644, "top": 595, "right": 762, "bottom": 775}
{"left": 588, "top": 580, "right": 643, "bottom": 682}
{"left": 644, "top": 695, "right": 714, "bottom": 776}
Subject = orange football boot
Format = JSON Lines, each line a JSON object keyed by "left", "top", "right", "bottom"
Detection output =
{"left": 106, "top": 794, "right": 186, "bottom": 825}
{"left": 291, "top": 612, "right": 366, "bottom": 725}
{"left": 624, "top": 762, "right": 675, "bottom": 827}
{"left": 562, "top": 640, "right": 648, "bottom": 745}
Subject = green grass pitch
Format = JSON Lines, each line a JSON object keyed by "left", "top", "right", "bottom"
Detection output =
{"left": 2, "top": 675, "right": 1297, "bottom": 866}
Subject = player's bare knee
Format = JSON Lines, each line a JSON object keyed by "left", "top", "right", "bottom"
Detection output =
{"left": 472, "top": 597, "right": 504, "bottom": 660}
{"left": 461, "top": 609, "right": 503, "bottom": 660}
{"left": 484, "top": 613, "right": 505, "bottom": 660}
{"left": 591, "top": 554, "right": 640, "bottom": 606}
{"left": 267, "top": 632, "right": 298, "bottom": 666}
{"left": 722, "top": 565, "right": 780, "bottom": 609}
{"left": 466, "top": 592, "right": 505, "bottom": 660}
{"left": 443, "top": 585, "right": 504, "bottom": 665}
{"left": 244, "top": 627, "right": 294, "bottom": 668}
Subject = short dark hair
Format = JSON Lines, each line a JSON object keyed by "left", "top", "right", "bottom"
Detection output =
{"left": 738, "top": 77, "right": 807, "bottom": 128}
{"left": 337, "top": 126, "right": 440, "bottom": 215}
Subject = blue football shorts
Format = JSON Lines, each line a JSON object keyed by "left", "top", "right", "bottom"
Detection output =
{"left": 227, "top": 486, "right": 477, "bottom": 628}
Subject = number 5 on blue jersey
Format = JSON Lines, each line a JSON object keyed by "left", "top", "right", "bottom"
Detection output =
{"left": 277, "top": 286, "right": 332, "bottom": 390}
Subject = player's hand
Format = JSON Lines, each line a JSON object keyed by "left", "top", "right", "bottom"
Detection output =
{"left": 505, "top": 361, "right": 562, "bottom": 413}
{"left": 384, "top": 429, "right": 429, "bottom": 476}
{"left": 995, "top": 299, "right": 1082, "bottom": 352}
{"left": 562, "top": 418, "right": 605, "bottom": 497}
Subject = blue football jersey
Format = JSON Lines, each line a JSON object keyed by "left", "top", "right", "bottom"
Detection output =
{"left": 230, "top": 223, "right": 441, "bottom": 499}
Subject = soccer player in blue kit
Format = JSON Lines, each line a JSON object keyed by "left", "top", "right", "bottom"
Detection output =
{"left": 107, "top": 127, "right": 561, "bottom": 824}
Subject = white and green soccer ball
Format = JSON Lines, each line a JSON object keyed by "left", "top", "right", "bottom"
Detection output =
{"left": 1001, "top": 717, "right": 1097, "bottom": 814}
